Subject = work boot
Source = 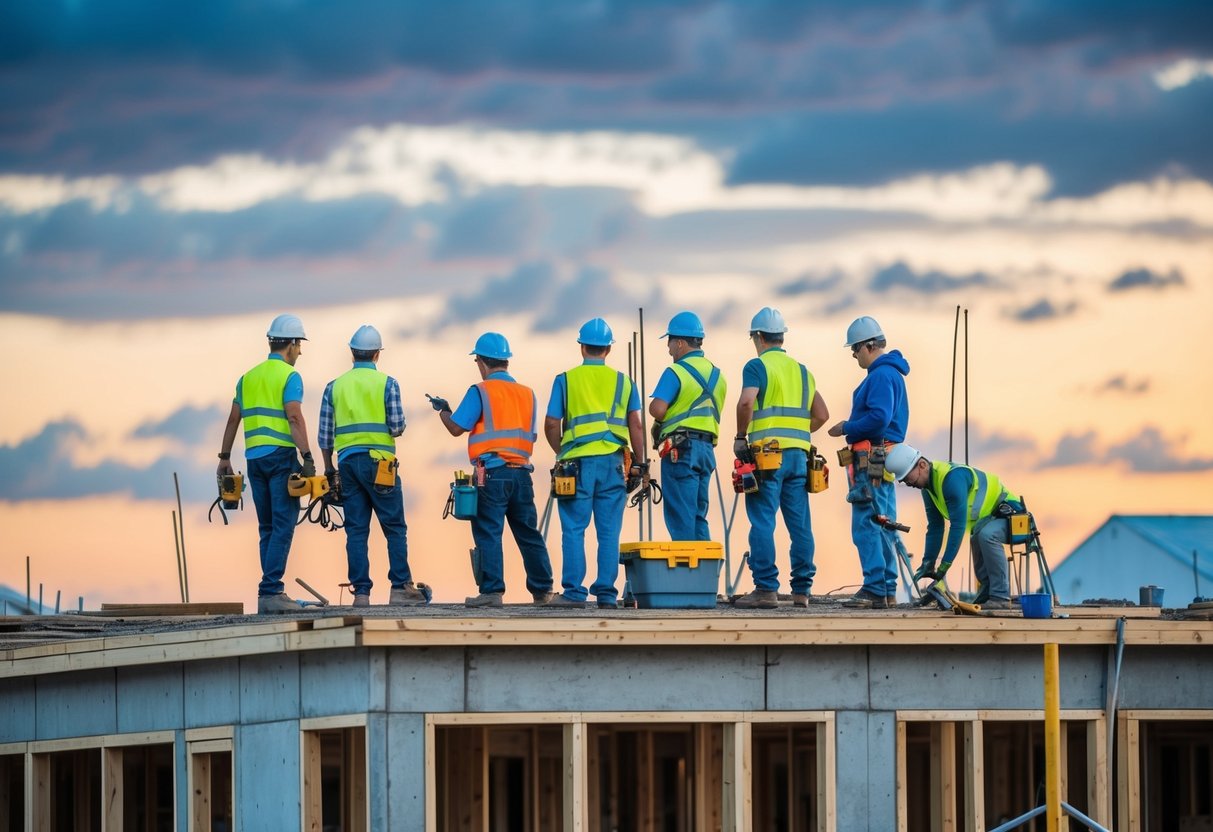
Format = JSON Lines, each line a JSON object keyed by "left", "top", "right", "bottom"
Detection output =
{"left": 465, "top": 592, "right": 503, "bottom": 608}
{"left": 597, "top": 598, "right": 618, "bottom": 610}
{"left": 352, "top": 594, "right": 371, "bottom": 608}
{"left": 883, "top": 595, "right": 898, "bottom": 608}
{"left": 531, "top": 591, "right": 553, "bottom": 606}
{"left": 982, "top": 597, "right": 1011, "bottom": 611}
{"left": 546, "top": 593, "right": 586, "bottom": 608}
{"left": 790, "top": 593, "right": 811, "bottom": 608}
{"left": 389, "top": 583, "right": 428, "bottom": 607}
{"left": 842, "top": 590, "right": 885, "bottom": 609}
{"left": 257, "top": 593, "right": 298, "bottom": 614}
{"left": 733, "top": 589, "right": 778, "bottom": 609}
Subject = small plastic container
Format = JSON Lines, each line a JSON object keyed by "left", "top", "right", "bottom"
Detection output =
{"left": 1020, "top": 593, "right": 1053, "bottom": 619}
{"left": 1139, "top": 585, "right": 1165, "bottom": 607}
{"left": 619, "top": 542, "right": 723, "bottom": 609}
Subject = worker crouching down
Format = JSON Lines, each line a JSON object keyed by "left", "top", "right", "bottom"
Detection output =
{"left": 433, "top": 332, "right": 555, "bottom": 608}
{"left": 886, "top": 444, "right": 1021, "bottom": 610}
{"left": 319, "top": 326, "right": 427, "bottom": 608}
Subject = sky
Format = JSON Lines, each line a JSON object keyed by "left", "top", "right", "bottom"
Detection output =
{"left": 1, "top": 0, "right": 1211, "bottom": 611}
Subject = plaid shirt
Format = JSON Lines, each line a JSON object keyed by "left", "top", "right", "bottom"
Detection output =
{"left": 319, "top": 366, "right": 406, "bottom": 451}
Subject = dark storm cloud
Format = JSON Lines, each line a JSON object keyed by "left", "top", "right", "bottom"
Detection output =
{"left": 1005, "top": 297, "right": 1079, "bottom": 323}
{"left": 1107, "top": 267, "right": 1186, "bottom": 292}
{"left": 869, "top": 261, "right": 998, "bottom": 295}
{"left": 131, "top": 404, "right": 226, "bottom": 444}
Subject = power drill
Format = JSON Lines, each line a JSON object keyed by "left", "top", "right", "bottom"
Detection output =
{"left": 732, "top": 446, "right": 759, "bottom": 494}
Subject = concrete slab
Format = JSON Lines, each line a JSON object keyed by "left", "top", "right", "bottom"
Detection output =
{"left": 1116, "top": 646, "right": 1213, "bottom": 709}
{"left": 301, "top": 648, "right": 370, "bottom": 718}
{"left": 185, "top": 658, "right": 241, "bottom": 728}
{"left": 35, "top": 669, "right": 116, "bottom": 740}
{"left": 117, "top": 663, "right": 184, "bottom": 733}
{"left": 835, "top": 711, "right": 870, "bottom": 832}
{"left": 766, "top": 646, "right": 870, "bottom": 710}
{"left": 236, "top": 720, "right": 300, "bottom": 830}
{"left": 387, "top": 648, "right": 466, "bottom": 713}
{"left": 386, "top": 713, "right": 426, "bottom": 831}
{"left": 239, "top": 652, "right": 301, "bottom": 724}
{"left": 0, "top": 675, "right": 35, "bottom": 742}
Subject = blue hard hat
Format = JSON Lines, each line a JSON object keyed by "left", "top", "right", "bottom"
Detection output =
{"left": 661, "top": 311, "right": 705, "bottom": 340}
{"left": 749, "top": 307, "right": 788, "bottom": 334}
{"left": 349, "top": 325, "right": 383, "bottom": 351}
{"left": 844, "top": 316, "right": 884, "bottom": 347}
{"left": 470, "top": 332, "right": 512, "bottom": 360}
{"left": 577, "top": 318, "right": 615, "bottom": 347}
{"left": 266, "top": 313, "right": 307, "bottom": 340}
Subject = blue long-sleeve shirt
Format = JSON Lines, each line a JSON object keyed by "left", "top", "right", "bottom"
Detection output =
{"left": 840, "top": 350, "right": 910, "bottom": 444}
{"left": 318, "top": 362, "right": 406, "bottom": 463}
{"left": 922, "top": 466, "right": 975, "bottom": 568}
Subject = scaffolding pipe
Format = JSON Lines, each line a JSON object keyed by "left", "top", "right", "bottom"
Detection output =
{"left": 1044, "top": 642, "right": 1062, "bottom": 832}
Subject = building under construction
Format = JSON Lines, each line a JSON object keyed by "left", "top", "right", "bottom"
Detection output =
{"left": 1, "top": 601, "right": 1211, "bottom": 831}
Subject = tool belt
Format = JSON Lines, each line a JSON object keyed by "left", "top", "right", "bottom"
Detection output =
{"left": 551, "top": 459, "right": 579, "bottom": 499}
{"left": 751, "top": 440, "right": 783, "bottom": 481}
{"left": 994, "top": 495, "right": 1031, "bottom": 543}
{"left": 443, "top": 470, "right": 478, "bottom": 520}
{"left": 658, "top": 428, "right": 715, "bottom": 462}
{"left": 807, "top": 450, "right": 829, "bottom": 494}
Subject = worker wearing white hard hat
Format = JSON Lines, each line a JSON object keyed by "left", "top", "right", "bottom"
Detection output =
{"left": 828, "top": 316, "right": 911, "bottom": 609}
{"left": 888, "top": 444, "right": 1020, "bottom": 610}
{"left": 319, "top": 325, "right": 428, "bottom": 609}
{"left": 732, "top": 308, "right": 830, "bottom": 609}
{"left": 216, "top": 313, "right": 315, "bottom": 614}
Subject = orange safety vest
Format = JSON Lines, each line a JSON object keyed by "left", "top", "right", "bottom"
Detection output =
{"left": 467, "top": 379, "right": 538, "bottom": 465}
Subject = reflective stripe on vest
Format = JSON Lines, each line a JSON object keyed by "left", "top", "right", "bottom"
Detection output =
{"left": 660, "top": 356, "right": 726, "bottom": 440}
{"left": 467, "top": 380, "right": 538, "bottom": 465}
{"left": 748, "top": 350, "right": 815, "bottom": 451}
{"left": 559, "top": 365, "right": 632, "bottom": 459}
{"left": 332, "top": 368, "right": 395, "bottom": 456}
{"left": 925, "top": 461, "right": 1018, "bottom": 532}
{"left": 240, "top": 359, "right": 296, "bottom": 450}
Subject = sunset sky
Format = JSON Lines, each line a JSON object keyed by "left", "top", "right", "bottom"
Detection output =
{"left": 2, "top": 1, "right": 1211, "bottom": 610}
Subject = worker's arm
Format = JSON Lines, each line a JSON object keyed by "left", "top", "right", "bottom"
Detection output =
{"left": 735, "top": 387, "right": 758, "bottom": 438}
{"left": 544, "top": 416, "right": 563, "bottom": 454}
{"left": 935, "top": 468, "right": 975, "bottom": 572}
{"left": 439, "top": 411, "right": 466, "bottom": 437}
{"left": 441, "top": 386, "right": 480, "bottom": 437}
{"left": 920, "top": 492, "right": 945, "bottom": 567}
{"left": 321, "top": 448, "right": 335, "bottom": 473}
{"left": 217, "top": 401, "right": 241, "bottom": 476}
{"left": 284, "top": 401, "right": 312, "bottom": 457}
{"left": 809, "top": 391, "right": 829, "bottom": 433}
{"left": 385, "top": 378, "right": 406, "bottom": 437}
{"left": 837, "top": 375, "right": 896, "bottom": 444}
{"left": 649, "top": 399, "right": 668, "bottom": 420}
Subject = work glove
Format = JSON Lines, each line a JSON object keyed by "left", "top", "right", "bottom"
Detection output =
{"left": 300, "top": 453, "right": 316, "bottom": 478}
{"left": 626, "top": 461, "right": 649, "bottom": 493}
{"left": 733, "top": 435, "right": 750, "bottom": 460}
{"left": 914, "top": 560, "right": 949, "bottom": 582}
{"left": 426, "top": 394, "right": 451, "bottom": 413}
{"left": 650, "top": 419, "right": 663, "bottom": 450}
{"left": 324, "top": 468, "right": 340, "bottom": 494}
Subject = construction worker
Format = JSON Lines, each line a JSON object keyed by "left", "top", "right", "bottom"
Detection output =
{"left": 543, "top": 318, "right": 647, "bottom": 609}
{"left": 649, "top": 311, "right": 727, "bottom": 541}
{"left": 431, "top": 332, "right": 555, "bottom": 608}
{"left": 318, "top": 325, "right": 427, "bottom": 608}
{"left": 827, "top": 316, "right": 910, "bottom": 609}
{"left": 217, "top": 313, "right": 315, "bottom": 614}
{"left": 732, "top": 307, "right": 829, "bottom": 609}
{"left": 885, "top": 444, "right": 1018, "bottom": 610}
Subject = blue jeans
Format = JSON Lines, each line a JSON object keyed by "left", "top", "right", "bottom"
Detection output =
{"left": 744, "top": 448, "right": 814, "bottom": 595}
{"left": 338, "top": 453, "right": 411, "bottom": 595}
{"left": 660, "top": 438, "right": 715, "bottom": 541}
{"left": 972, "top": 514, "right": 1011, "bottom": 600}
{"left": 470, "top": 465, "right": 553, "bottom": 595}
{"left": 248, "top": 446, "right": 300, "bottom": 597}
{"left": 852, "top": 477, "right": 899, "bottom": 597}
{"left": 556, "top": 452, "right": 626, "bottom": 603}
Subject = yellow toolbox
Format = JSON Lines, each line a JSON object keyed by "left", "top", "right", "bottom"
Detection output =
{"left": 618, "top": 541, "right": 723, "bottom": 608}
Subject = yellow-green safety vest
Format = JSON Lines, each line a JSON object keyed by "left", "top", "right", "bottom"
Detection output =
{"left": 240, "top": 358, "right": 296, "bottom": 451}
{"left": 559, "top": 364, "right": 633, "bottom": 460}
{"left": 660, "top": 356, "right": 726, "bottom": 442}
{"left": 925, "top": 461, "right": 1019, "bottom": 533}
{"left": 747, "top": 350, "right": 815, "bottom": 452}
{"left": 332, "top": 367, "right": 395, "bottom": 456}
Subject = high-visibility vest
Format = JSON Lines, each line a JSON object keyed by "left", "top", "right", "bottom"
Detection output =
{"left": 467, "top": 379, "right": 538, "bottom": 465}
{"left": 925, "top": 461, "right": 1018, "bottom": 533}
{"left": 559, "top": 364, "right": 633, "bottom": 460}
{"left": 240, "top": 358, "right": 296, "bottom": 451}
{"left": 659, "top": 356, "right": 726, "bottom": 441}
{"left": 747, "top": 350, "right": 815, "bottom": 452}
{"left": 332, "top": 367, "right": 395, "bottom": 456}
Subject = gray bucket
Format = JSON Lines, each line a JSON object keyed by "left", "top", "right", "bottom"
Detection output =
{"left": 1139, "top": 585, "right": 1165, "bottom": 607}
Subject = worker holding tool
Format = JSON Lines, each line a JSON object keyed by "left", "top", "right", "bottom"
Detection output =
{"left": 217, "top": 313, "right": 315, "bottom": 614}
{"left": 543, "top": 318, "right": 647, "bottom": 609}
{"left": 432, "top": 332, "right": 554, "bottom": 608}
{"left": 318, "top": 325, "right": 428, "bottom": 608}
{"left": 732, "top": 308, "right": 829, "bottom": 609}
{"left": 827, "top": 316, "right": 910, "bottom": 609}
{"left": 649, "top": 311, "right": 727, "bottom": 541}
{"left": 885, "top": 444, "right": 1018, "bottom": 610}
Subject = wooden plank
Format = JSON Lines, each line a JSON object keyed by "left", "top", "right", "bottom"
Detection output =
{"left": 303, "top": 730, "right": 322, "bottom": 832}
{"left": 895, "top": 721, "right": 907, "bottom": 832}
{"left": 965, "top": 721, "right": 985, "bottom": 832}
{"left": 424, "top": 717, "right": 437, "bottom": 832}
{"left": 348, "top": 727, "right": 368, "bottom": 832}
{"left": 1116, "top": 716, "right": 1140, "bottom": 831}
{"left": 98, "top": 602, "right": 245, "bottom": 616}
{"left": 722, "top": 721, "right": 752, "bottom": 832}
{"left": 31, "top": 753, "right": 49, "bottom": 832}
{"left": 819, "top": 718, "right": 835, "bottom": 832}
{"left": 191, "top": 749, "right": 212, "bottom": 832}
{"left": 1087, "top": 717, "right": 1109, "bottom": 829}
{"left": 563, "top": 723, "right": 588, "bottom": 832}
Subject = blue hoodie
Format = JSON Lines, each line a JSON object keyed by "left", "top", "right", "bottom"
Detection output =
{"left": 842, "top": 350, "right": 910, "bottom": 444}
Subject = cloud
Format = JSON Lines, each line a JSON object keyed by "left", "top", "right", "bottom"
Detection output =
{"left": 1005, "top": 297, "right": 1079, "bottom": 323}
{"left": 869, "top": 261, "right": 998, "bottom": 295}
{"left": 914, "top": 424, "right": 1038, "bottom": 466}
{"left": 1107, "top": 427, "right": 1213, "bottom": 473}
{"left": 777, "top": 272, "right": 844, "bottom": 296}
{"left": 1095, "top": 375, "right": 1150, "bottom": 396}
{"left": 1107, "top": 267, "right": 1185, "bottom": 292}
{"left": 131, "top": 404, "right": 227, "bottom": 444}
{"left": 531, "top": 266, "right": 660, "bottom": 334}
{"left": 1039, "top": 430, "right": 1100, "bottom": 468}
{"left": 441, "top": 261, "right": 559, "bottom": 326}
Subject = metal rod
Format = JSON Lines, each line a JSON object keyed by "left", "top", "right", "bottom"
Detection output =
{"left": 38, "top": 583, "right": 43, "bottom": 616}
{"left": 949, "top": 305, "right": 959, "bottom": 461}
{"left": 174, "top": 471, "right": 190, "bottom": 603}
{"left": 55, "top": 590, "right": 61, "bottom": 614}
{"left": 78, "top": 596, "right": 83, "bottom": 612}
{"left": 1196, "top": 549, "right": 1202, "bottom": 598}
{"left": 1043, "top": 643, "right": 1062, "bottom": 832}
{"left": 26, "top": 556, "right": 31, "bottom": 613}
{"left": 629, "top": 336, "right": 641, "bottom": 540}
{"left": 172, "top": 510, "right": 185, "bottom": 603}
{"left": 1062, "top": 801, "right": 1112, "bottom": 832}
{"left": 988, "top": 804, "right": 1046, "bottom": 832}
{"left": 963, "top": 308, "right": 969, "bottom": 465}
{"left": 638, "top": 307, "right": 651, "bottom": 539}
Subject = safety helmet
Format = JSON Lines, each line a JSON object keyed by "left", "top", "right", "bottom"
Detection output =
{"left": 844, "top": 315, "right": 884, "bottom": 348}
{"left": 885, "top": 444, "right": 923, "bottom": 482}
{"left": 577, "top": 318, "right": 615, "bottom": 347}
{"left": 470, "top": 332, "right": 512, "bottom": 361}
{"left": 349, "top": 325, "right": 383, "bottom": 351}
{"left": 661, "top": 311, "right": 705, "bottom": 340}
{"left": 266, "top": 313, "right": 307, "bottom": 340}
{"left": 749, "top": 307, "right": 788, "bottom": 335}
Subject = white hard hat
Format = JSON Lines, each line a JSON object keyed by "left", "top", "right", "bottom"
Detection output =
{"left": 885, "top": 444, "right": 923, "bottom": 481}
{"left": 349, "top": 325, "right": 383, "bottom": 351}
{"left": 750, "top": 307, "right": 788, "bottom": 334}
{"left": 267, "top": 313, "right": 307, "bottom": 340}
{"left": 844, "top": 316, "right": 884, "bottom": 347}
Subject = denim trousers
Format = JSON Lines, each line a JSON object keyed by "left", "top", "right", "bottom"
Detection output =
{"left": 971, "top": 514, "right": 1012, "bottom": 600}
{"left": 338, "top": 452, "right": 412, "bottom": 595}
{"left": 248, "top": 446, "right": 300, "bottom": 597}
{"left": 470, "top": 465, "right": 554, "bottom": 596}
{"left": 556, "top": 451, "right": 626, "bottom": 603}
{"left": 852, "top": 477, "right": 899, "bottom": 597}
{"left": 660, "top": 437, "right": 715, "bottom": 541}
{"left": 744, "top": 448, "right": 814, "bottom": 595}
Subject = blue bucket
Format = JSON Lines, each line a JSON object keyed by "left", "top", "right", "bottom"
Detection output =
{"left": 1020, "top": 593, "right": 1053, "bottom": 619}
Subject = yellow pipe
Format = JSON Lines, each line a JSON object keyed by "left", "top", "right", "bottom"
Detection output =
{"left": 1043, "top": 643, "right": 1062, "bottom": 832}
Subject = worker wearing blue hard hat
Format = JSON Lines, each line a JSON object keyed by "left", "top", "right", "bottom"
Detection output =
{"left": 319, "top": 325, "right": 428, "bottom": 609}
{"left": 732, "top": 307, "right": 830, "bottom": 609}
{"left": 544, "top": 318, "right": 648, "bottom": 609}
{"left": 217, "top": 313, "right": 315, "bottom": 614}
{"left": 650, "top": 311, "right": 726, "bottom": 541}
{"left": 828, "top": 315, "right": 912, "bottom": 609}
{"left": 431, "top": 332, "right": 555, "bottom": 608}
